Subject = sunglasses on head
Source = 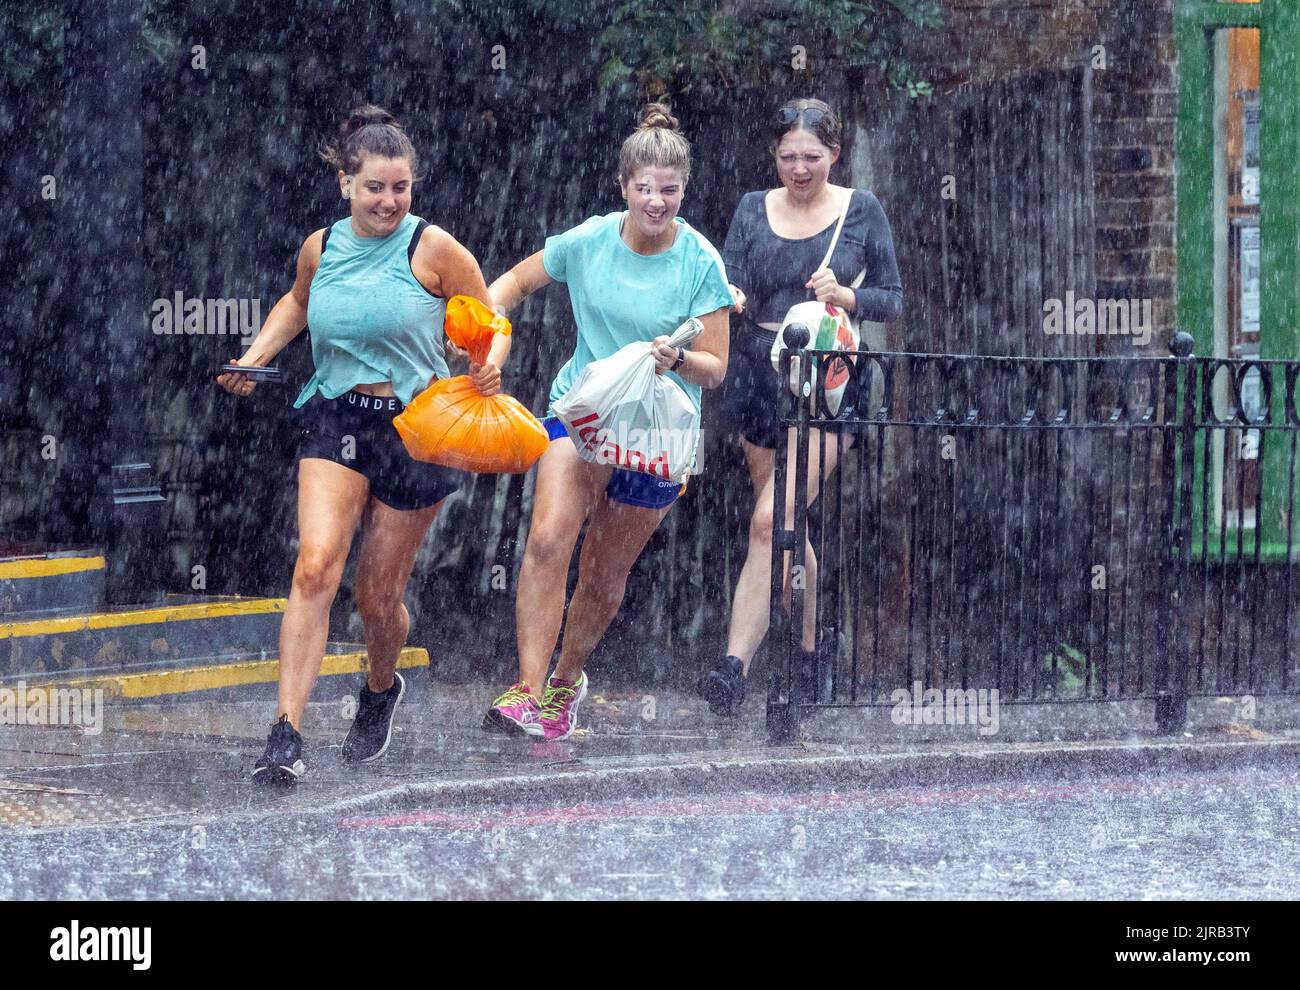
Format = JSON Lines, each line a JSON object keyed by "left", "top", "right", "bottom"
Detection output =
{"left": 777, "top": 106, "right": 828, "bottom": 127}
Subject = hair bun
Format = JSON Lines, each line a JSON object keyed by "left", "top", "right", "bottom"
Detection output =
{"left": 320, "top": 103, "right": 420, "bottom": 177}
{"left": 344, "top": 104, "right": 399, "bottom": 137}
{"left": 637, "top": 102, "right": 679, "bottom": 132}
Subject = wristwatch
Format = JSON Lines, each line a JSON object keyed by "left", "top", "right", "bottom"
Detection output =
{"left": 671, "top": 347, "right": 687, "bottom": 372}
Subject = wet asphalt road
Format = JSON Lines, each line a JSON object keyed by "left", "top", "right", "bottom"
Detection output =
{"left": 2, "top": 765, "right": 1297, "bottom": 899}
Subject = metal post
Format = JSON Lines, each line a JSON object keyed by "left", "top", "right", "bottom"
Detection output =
{"left": 767, "top": 325, "right": 811, "bottom": 743}
{"left": 1156, "top": 332, "right": 1196, "bottom": 734}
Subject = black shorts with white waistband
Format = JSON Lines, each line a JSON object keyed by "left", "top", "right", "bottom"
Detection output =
{"left": 297, "top": 389, "right": 465, "bottom": 511}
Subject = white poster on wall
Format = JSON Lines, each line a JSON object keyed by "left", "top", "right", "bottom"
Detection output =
{"left": 1240, "top": 222, "right": 1260, "bottom": 335}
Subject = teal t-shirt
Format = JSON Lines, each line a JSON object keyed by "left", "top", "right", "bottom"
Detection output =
{"left": 294, "top": 213, "right": 448, "bottom": 408}
{"left": 542, "top": 212, "right": 733, "bottom": 414}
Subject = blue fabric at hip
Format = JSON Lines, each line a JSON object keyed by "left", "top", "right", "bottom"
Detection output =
{"left": 542, "top": 416, "right": 685, "bottom": 510}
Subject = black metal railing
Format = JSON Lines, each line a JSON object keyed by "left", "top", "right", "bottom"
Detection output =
{"left": 767, "top": 331, "right": 1300, "bottom": 742}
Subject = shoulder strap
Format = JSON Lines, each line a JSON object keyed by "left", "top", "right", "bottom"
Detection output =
{"left": 818, "top": 188, "right": 853, "bottom": 272}
{"left": 820, "top": 190, "right": 867, "bottom": 290}
{"left": 319, "top": 224, "right": 331, "bottom": 255}
{"left": 408, "top": 218, "right": 429, "bottom": 263}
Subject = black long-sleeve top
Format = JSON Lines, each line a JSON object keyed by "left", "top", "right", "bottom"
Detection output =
{"left": 721, "top": 188, "right": 903, "bottom": 326}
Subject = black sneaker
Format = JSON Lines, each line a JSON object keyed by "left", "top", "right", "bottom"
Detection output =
{"left": 696, "top": 656, "right": 746, "bottom": 716}
{"left": 342, "top": 671, "right": 406, "bottom": 763}
{"left": 252, "top": 714, "right": 305, "bottom": 785}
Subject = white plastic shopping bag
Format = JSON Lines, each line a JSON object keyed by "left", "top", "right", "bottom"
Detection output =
{"left": 551, "top": 318, "right": 704, "bottom": 483}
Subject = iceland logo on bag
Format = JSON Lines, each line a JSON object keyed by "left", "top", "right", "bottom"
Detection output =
{"left": 566, "top": 413, "right": 674, "bottom": 478}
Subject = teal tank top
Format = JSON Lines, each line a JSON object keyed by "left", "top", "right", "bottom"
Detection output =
{"left": 294, "top": 212, "right": 448, "bottom": 408}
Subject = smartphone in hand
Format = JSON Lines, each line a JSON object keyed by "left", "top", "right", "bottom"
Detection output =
{"left": 218, "top": 364, "right": 281, "bottom": 382}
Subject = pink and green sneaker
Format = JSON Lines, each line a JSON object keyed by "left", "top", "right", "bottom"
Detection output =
{"left": 482, "top": 682, "right": 541, "bottom": 736}
{"left": 534, "top": 673, "right": 589, "bottom": 741}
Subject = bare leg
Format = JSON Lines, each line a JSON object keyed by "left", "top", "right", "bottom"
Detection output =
{"left": 514, "top": 440, "right": 603, "bottom": 695}
{"left": 725, "top": 429, "right": 853, "bottom": 674}
{"left": 725, "top": 442, "right": 777, "bottom": 671}
{"left": 551, "top": 497, "right": 671, "bottom": 683}
{"left": 277, "top": 459, "right": 369, "bottom": 729}
{"left": 353, "top": 496, "right": 445, "bottom": 693}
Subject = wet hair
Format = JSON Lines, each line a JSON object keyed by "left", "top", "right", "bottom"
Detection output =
{"left": 319, "top": 104, "right": 423, "bottom": 181}
{"left": 771, "top": 97, "right": 842, "bottom": 153}
{"left": 618, "top": 102, "right": 691, "bottom": 185}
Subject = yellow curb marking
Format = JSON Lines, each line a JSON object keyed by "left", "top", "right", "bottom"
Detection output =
{"left": 19, "top": 646, "right": 428, "bottom": 699}
{"left": 0, "top": 598, "right": 287, "bottom": 640}
{"left": 0, "top": 556, "right": 107, "bottom": 580}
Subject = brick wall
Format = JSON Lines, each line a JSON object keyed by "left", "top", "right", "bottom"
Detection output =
{"left": 1089, "top": 0, "right": 1178, "bottom": 343}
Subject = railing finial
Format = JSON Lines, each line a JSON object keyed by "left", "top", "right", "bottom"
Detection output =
{"left": 782, "top": 323, "right": 811, "bottom": 351}
{"left": 1169, "top": 330, "right": 1195, "bottom": 358}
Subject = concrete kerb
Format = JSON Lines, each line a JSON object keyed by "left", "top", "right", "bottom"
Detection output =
{"left": 318, "top": 737, "right": 1300, "bottom": 822}
{"left": 12, "top": 736, "right": 1295, "bottom": 839}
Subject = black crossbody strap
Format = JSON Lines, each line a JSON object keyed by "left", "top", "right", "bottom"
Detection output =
{"left": 408, "top": 218, "right": 429, "bottom": 263}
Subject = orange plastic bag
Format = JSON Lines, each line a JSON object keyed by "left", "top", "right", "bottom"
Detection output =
{"left": 443, "top": 295, "right": 511, "bottom": 363}
{"left": 393, "top": 297, "right": 549, "bottom": 474}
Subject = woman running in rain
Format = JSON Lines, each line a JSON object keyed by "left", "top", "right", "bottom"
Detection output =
{"left": 695, "top": 97, "right": 902, "bottom": 716}
{"left": 219, "top": 105, "right": 507, "bottom": 783}
{"left": 483, "top": 102, "right": 733, "bottom": 741}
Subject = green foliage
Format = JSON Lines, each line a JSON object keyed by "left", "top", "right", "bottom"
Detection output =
{"left": 1043, "top": 643, "right": 1088, "bottom": 697}
{"left": 420, "top": 0, "right": 592, "bottom": 45}
{"left": 0, "top": 7, "right": 67, "bottom": 87}
{"left": 295, "top": 0, "right": 945, "bottom": 104}
{"left": 141, "top": 26, "right": 180, "bottom": 65}
{"left": 595, "top": 0, "right": 943, "bottom": 101}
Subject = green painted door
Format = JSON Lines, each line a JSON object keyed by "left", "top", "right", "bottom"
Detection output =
{"left": 1176, "top": 0, "right": 1300, "bottom": 559}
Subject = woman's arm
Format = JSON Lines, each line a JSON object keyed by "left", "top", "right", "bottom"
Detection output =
{"left": 652, "top": 306, "right": 730, "bottom": 390}
{"left": 484, "top": 252, "right": 553, "bottom": 386}
{"left": 217, "top": 229, "right": 322, "bottom": 395}
{"left": 241, "top": 229, "right": 322, "bottom": 366}
{"left": 488, "top": 251, "right": 554, "bottom": 316}
{"left": 415, "top": 226, "right": 510, "bottom": 393}
{"left": 841, "top": 191, "right": 903, "bottom": 322}
{"left": 721, "top": 196, "right": 751, "bottom": 315}
{"left": 415, "top": 225, "right": 492, "bottom": 306}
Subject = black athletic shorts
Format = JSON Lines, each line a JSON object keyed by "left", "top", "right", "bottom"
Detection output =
{"left": 297, "top": 389, "right": 465, "bottom": 511}
{"left": 726, "top": 322, "right": 785, "bottom": 450}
